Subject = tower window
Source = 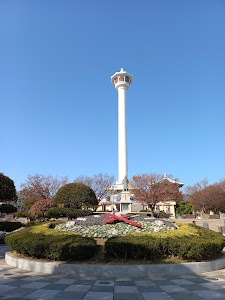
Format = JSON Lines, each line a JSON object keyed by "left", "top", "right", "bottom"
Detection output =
{"left": 125, "top": 76, "right": 130, "bottom": 83}
{"left": 114, "top": 77, "right": 118, "bottom": 83}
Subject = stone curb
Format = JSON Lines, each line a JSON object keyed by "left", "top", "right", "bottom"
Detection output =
{"left": 5, "top": 252, "right": 225, "bottom": 277}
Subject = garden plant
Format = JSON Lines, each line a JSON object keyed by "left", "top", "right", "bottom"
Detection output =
{"left": 5, "top": 213, "right": 225, "bottom": 263}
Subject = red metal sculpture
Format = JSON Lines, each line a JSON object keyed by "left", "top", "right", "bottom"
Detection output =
{"left": 104, "top": 213, "right": 142, "bottom": 228}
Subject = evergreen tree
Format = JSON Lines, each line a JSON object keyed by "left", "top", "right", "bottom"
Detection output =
{"left": 0, "top": 173, "right": 17, "bottom": 203}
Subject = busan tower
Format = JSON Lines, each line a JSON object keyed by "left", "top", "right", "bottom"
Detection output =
{"left": 111, "top": 68, "right": 133, "bottom": 188}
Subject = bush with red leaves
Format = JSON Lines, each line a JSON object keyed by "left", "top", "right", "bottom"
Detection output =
{"left": 28, "top": 199, "right": 54, "bottom": 220}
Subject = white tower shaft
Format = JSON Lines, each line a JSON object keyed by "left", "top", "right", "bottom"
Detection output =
{"left": 118, "top": 86, "right": 128, "bottom": 183}
{"left": 111, "top": 68, "right": 133, "bottom": 185}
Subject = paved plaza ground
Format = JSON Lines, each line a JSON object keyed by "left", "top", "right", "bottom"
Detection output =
{"left": 1, "top": 245, "right": 225, "bottom": 300}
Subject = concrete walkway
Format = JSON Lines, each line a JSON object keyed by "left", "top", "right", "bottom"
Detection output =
{"left": 1, "top": 245, "right": 225, "bottom": 300}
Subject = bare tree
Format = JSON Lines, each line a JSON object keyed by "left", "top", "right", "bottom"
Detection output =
{"left": 218, "top": 179, "right": 225, "bottom": 192}
{"left": 130, "top": 173, "right": 183, "bottom": 212}
{"left": 186, "top": 179, "right": 225, "bottom": 215}
{"left": 205, "top": 183, "right": 225, "bottom": 214}
{"left": 20, "top": 174, "right": 68, "bottom": 201}
{"left": 74, "top": 173, "right": 115, "bottom": 201}
{"left": 185, "top": 179, "right": 209, "bottom": 215}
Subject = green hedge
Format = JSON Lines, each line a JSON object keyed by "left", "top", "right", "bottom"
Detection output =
{"left": 0, "top": 222, "right": 23, "bottom": 232}
{"left": 105, "top": 235, "right": 163, "bottom": 260}
{"left": 5, "top": 223, "right": 97, "bottom": 261}
{"left": 0, "top": 204, "right": 17, "bottom": 214}
{"left": 46, "top": 208, "right": 93, "bottom": 219}
{"left": 105, "top": 224, "right": 225, "bottom": 262}
{"left": 16, "top": 211, "right": 28, "bottom": 218}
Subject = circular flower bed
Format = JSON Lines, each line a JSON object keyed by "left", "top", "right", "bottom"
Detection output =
{"left": 55, "top": 214, "right": 177, "bottom": 238}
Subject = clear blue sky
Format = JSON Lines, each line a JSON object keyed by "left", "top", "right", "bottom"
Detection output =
{"left": 1, "top": 0, "right": 225, "bottom": 191}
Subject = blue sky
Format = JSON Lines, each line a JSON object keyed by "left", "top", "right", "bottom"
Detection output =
{"left": 1, "top": 0, "right": 225, "bottom": 191}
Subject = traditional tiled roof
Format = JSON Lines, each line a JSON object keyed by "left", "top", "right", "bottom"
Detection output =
{"left": 155, "top": 173, "right": 184, "bottom": 187}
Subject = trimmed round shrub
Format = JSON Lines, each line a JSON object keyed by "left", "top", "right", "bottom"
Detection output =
{"left": 105, "top": 224, "right": 225, "bottom": 262}
{"left": 5, "top": 223, "right": 97, "bottom": 261}
{"left": 153, "top": 211, "right": 171, "bottom": 218}
{"left": 0, "top": 221, "right": 23, "bottom": 232}
{"left": 0, "top": 204, "right": 17, "bottom": 214}
{"left": 53, "top": 182, "right": 98, "bottom": 209}
{"left": 66, "top": 209, "right": 93, "bottom": 219}
{"left": 46, "top": 208, "right": 93, "bottom": 219}
{"left": 46, "top": 207, "right": 69, "bottom": 219}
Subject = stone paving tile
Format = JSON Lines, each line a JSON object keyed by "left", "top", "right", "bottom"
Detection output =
{"left": 152, "top": 280, "right": 177, "bottom": 286}
{"left": 180, "top": 274, "right": 202, "bottom": 279}
{"left": 17, "top": 275, "right": 46, "bottom": 282}
{"left": 2, "top": 279, "right": 31, "bottom": 287}
{"left": 48, "top": 295, "right": 83, "bottom": 300}
{"left": 141, "top": 292, "right": 174, "bottom": 300}
{"left": 180, "top": 283, "right": 210, "bottom": 291}
{"left": 216, "top": 288, "right": 225, "bottom": 295}
{"left": 146, "top": 276, "right": 167, "bottom": 280}
{"left": 0, "top": 287, "right": 36, "bottom": 298}
{"left": 89, "top": 286, "right": 114, "bottom": 292}
{"left": 41, "top": 283, "right": 70, "bottom": 290}
{"left": 115, "top": 277, "right": 133, "bottom": 281}
{"left": 138, "top": 286, "right": 164, "bottom": 292}
{"left": 193, "top": 289, "right": 225, "bottom": 299}
{"left": 83, "top": 292, "right": 113, "bottom": 300}
{"left": 188, "top": 277, "right": 211, "bottom": 283}
{"left": 134, "top": 280, "right": 156, "bottom": 286}
{"left": 54, "top": 278, "right": 76, "bottom": 284}
{"left": 0, "top": 285, "right": 16, "bottom": 294}
{"left": 37, "top": 277, "right": 62, "bottom": 283}
{"left": 168, "top": 292, "right": 203, "bottom": 300}
{"left": 51, "top": 298, "right": 83, "bottom": 300}
{"left": 50, "top": 298, "right": 82, "bottom": 300}
{"left": 200, "top": 282, "right": 225, "bottom": 290}
{"left": 74, "top": 279, "right": 96, "bottom": 285}
{"left": 53, "top": 290, "right": 86, "bottom": 298}
{"left": 64, "top": 284, "right": 92, "bottom": 292}
{"left": 138, "top": 286, "right": 165, "bottom": 293}
{"left": 114, "top": 285, "right": 139, "bottom": 293}
{"left": 93, "top": 279, "right": 114, "bottom": 286}
{"left": 21, "top": 281, "right": 50, "bottom": 289}
{"left": 115, "top": 280, "right": 135, "bottom": 286}
{"left": 114, "top": 292, "right": 144, "bottom": 300}
{"left": 159, "top": 285, "right": 190, "bottom": 293}
{"left": 0, "top": 278, "right": 18, "bottom": 284}
{"left": 24, "top": 289, "right": 61, "bottom": 299}
{"left": 170, "top": 278, "right": 196, "bottom": 285}
{"left": 98, "top": 277, "right": 115, "bottom": 281}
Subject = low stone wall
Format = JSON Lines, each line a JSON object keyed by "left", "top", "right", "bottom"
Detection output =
{"left": 5, "top": 252, "right": 225, "bottom": 276}
{"left": 174, "top": 218, "right": 225, "bottom": 233}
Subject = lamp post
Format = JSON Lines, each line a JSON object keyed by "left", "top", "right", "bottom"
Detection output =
{"left": 110, "top": 186, "right": 115, "bottom": 214}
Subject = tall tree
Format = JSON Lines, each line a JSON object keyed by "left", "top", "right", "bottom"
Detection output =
{"left": 175, "top": 200, "right": 193, "bottom": 216}
{"left": 53, "top": 182, "right": 98, "bottom": 209}
{"left": 205, "top": 183, "right": 225, "bottom": 214}
{"left": 74, "top": 173, "right": 115, "bottom": 201}
{"left": 185, "top": 179, "right": 209, "bottom": 215}
{"left": 130, "top": 173, "right": 183, "bottom": 212}
{"left": 0, "top": 173, "right": 17, "bottom": 203}
{"left": 20, "top": 174, "right": 68, "bottom": 201}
